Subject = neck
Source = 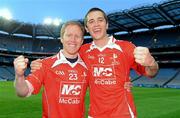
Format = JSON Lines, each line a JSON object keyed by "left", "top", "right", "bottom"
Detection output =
{"left": 94, "top": 35, "right": 109, "bottom": 48}
{"left": 66, "top": 56, "right": 78, "bottom": 63}
{"left": 61, "top": 50, "right": 78, "bottom": 59}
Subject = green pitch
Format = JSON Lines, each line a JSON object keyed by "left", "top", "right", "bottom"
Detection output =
{"left": 0, "top": 81, "right": 180, "bottom": 118}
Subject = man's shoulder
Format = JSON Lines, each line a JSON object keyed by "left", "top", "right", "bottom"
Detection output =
{"left": 41, "top": 55, "right": 57, "bottom": 66}
{"left": 81, "top": 43, "right": 91, "bottom": 49}
{"left": 114, "top": 39, "right": 136, "bottom": 54}
{"left": 115, "top": 39, "right": 135, "bottom": 48}
{"left": 115, "top": 39, "right": 133, "bottom": 45}
{"left": 80, "top": 43, "right": 91, "bottom": 53}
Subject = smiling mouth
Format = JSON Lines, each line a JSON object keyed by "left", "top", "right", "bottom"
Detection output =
{"left": 93, "top": 28, "right": 101, "bottom": 33}
{"left": 69, "top": 44, "right": 76, "bottom": 47}
{"left": 93, "top": 28, "right": 102, "bottom": 34}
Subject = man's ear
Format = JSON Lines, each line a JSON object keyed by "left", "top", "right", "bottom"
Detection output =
{"left": 81, "top": 39, "right": 84, "bottom": 45}
{"left": 106, "top": 23, "right": 109, "bottom": 30}
{"left": 60, "top": 38, "right": 63, "bottom": 43}
{"left": 85, "top": 26, "right": 89, "bottom": 33}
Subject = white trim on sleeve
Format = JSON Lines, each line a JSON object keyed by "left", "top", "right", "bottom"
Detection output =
{"left": 25, "top": 80, "right": 34, "bottom": 97}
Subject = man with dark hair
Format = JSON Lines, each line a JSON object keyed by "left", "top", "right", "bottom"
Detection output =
{"left": 80, "top": 7, "right": 158, "bottom": 118}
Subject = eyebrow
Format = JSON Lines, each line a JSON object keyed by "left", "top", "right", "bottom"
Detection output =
{"left": 88, "top": 16, "right": 104, "bottom": 21}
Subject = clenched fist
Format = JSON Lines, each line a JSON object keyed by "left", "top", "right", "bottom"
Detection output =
{"left": 134, "top": 47, "right": 155, "bottom": 67}
{"left": 14, "top": 55, "right": 29, "bottom": 77}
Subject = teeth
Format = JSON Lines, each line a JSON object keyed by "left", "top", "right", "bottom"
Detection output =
{"left": 68, "top": 43, "right": 75, "bottom": 45}
{"left": 69, "top": 45, "right": 76, "bottom": 47}
{"left": 94, "top": 29, "right": 100, "bottom": 32}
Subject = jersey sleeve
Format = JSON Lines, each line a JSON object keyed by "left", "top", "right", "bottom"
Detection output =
{"left": 26, "top": 63, "right": 46, "bottom": 94}
{"left": 120, "top": 40, "right": 146, "bottom": 76}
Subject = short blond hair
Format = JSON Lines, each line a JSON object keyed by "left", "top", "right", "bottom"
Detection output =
{"left": 60, "top": 21, "right": 85, "bottom": 38}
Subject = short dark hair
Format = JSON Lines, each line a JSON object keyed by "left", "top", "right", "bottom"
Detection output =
{"left": 84, "top": 7, "right": 108, "bottom": 27}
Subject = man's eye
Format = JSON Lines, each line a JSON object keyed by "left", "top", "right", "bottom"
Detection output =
{"left": 98, "top": 18, "right": 104, "bottom": 22}
{"left": 88, "top": 20, "right": 94, "bottom": 24}
{"left": 66, "top": 34, "right": 71, "bottom": 37}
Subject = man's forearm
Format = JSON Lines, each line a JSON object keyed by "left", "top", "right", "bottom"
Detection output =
{"left": 14, "top": 75, "right": 29, "bottom": 97}
{"left": 145, "top": 61, "right": 159, "bottom": 78}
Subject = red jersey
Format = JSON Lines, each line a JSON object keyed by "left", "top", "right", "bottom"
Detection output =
{"left": 80, "top": 36, "right": 146, "bottom": 118}
{"left": 26, "top": 50, "right": 88, "bottom": 118}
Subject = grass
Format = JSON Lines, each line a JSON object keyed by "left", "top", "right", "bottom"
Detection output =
{"left": 0, "top": 81, "right": 42, "bottom": 118}
{"left": 134, "top": 87, "right": 180, "bottom": 118}
{"left": 0, "top": 81, "right": 180, "bottom": 118}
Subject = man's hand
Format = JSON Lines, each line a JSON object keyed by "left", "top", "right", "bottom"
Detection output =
{"left": 30, "top": 59, "right": 42, "bottom": 73}
{"left": 134, "top": 47, "right": 155, "bottom": 67}
{"left": 14, "top": 55, "right": 28, "bottom": 77}
{"left": 134, "top": 46, "right": 159, "bottom": 78}
{"left": 124, "top": 81, "right": 133, "bottom": 92}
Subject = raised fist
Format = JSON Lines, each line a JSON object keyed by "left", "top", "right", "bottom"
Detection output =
{"left": 14, "top": 55, "right": 29, "bottom": 77}
{"left": 134, "top": 47, "right": 155, "bottom": 67}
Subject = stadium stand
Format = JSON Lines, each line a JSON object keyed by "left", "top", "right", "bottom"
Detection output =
{"left": 0, "top": 65, "right": 14, "bottom": 81}
{"left": 0, "top": 0, "right": 179, "bottom": 88}
{"left": 115, "top": 27, "right": 180, "bottom": 48}
{"left": 166, "top": 69, "right": 180, "bottom": 88}
{"left": 0, "top": 34, "right": 60, "bottom": 53}
{"left": 32, "top": 39, "right": 60, "bottom": 53}
{"left": 132, "top": 68, "right": 179, "bottom": 88}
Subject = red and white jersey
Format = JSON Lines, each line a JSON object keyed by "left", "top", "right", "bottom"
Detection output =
{"left": 26, "top": 50, "right": 88, "bottom": 118}
{"left": 80, "top": 36, "right": 146, "bottom": 118}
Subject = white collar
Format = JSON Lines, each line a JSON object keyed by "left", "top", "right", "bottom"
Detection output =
{"left": 52, "top": 50, "right": 87, "bottom": 68}
{"left": 87, "top": 36, "right": 123, "bottom": 52}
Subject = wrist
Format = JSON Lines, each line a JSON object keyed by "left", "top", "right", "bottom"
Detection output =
{"left": 147, "top": 56, "right": 159, "bottom": 70}
{"left": 149, "top": 56, "right": 156, "bottom": 67}
{"left": 15, "top": 74, "right": 25, "bottom": 80}
{"left": 147, "top": 60, "right": 159, "bottom": 70}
